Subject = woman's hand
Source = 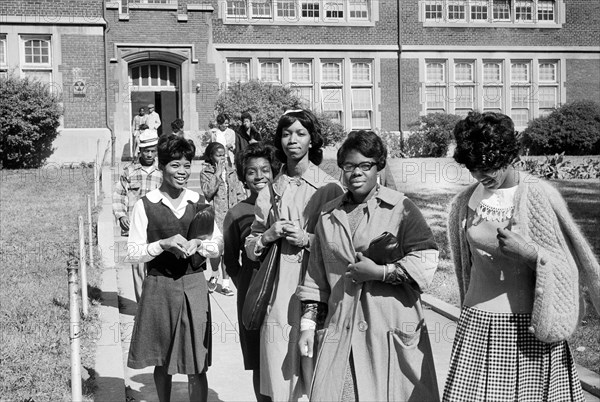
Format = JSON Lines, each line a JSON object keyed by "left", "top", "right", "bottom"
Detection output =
{"left": 159, "top": 234, "right": 190, "bottom": 259}
{"left": 184, "top": 238, "right": 202, "bottom": 257}
{"left": 215, "top": 159, "right": 225, "bottom": 178}
{"left": 497, "top": 227, "right": 538, "bottom": 268}
{"left": 345, "top": 252, "right": 385, "bottom": 283}
{"left": 262, "top": 219, "right": 293, "bottom": 244}
{"left": 283, "top": 222, "right": 308, "bottom": 248}
{"left": 298, "top": 329, "right": 315, "bottom": 358}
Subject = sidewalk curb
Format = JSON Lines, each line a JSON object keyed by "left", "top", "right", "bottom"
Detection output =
{"left": 94, "top": 166, "right": 126, "bottom": 402}
{"left": 422, "top": 293, "right": 600, "bottom": 398}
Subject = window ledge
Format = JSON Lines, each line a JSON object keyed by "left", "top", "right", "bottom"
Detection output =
{"left": 422, "top": 21, "right": 562, "bottom": 28}
{"left": 223, "top": 18, "right": 375, "bottom": 27}
{"left": 187, "top": 4, "right": 214, "bottom": 11}
{"left": 128, "top": 4, "right": 178, "bottom": 11}
{"left": 105, "top": 1, "right": 119, "bottom": 9}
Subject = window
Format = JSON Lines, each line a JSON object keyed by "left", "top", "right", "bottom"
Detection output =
{"left": 352, "top": 62, "right": 371, "bottom": 83}
{"left": 351, "top": 61, "right": 373, "bottom": 129}
{"left": 425, "top": 1, "right": 443, "bottom": 20}
{"left": 425, "top": 62, "right": 447, "bottom": 112}
{"left": 422, "top": 58, "right": 559, "bottom": 127}
{"left": 538, "top": 61, "right": 558, "bottom": 115}
{"left": 226, "top": 0, "right": 248, "bottom": 18}
{"left": 260, "top": 60, "right": 281, "bottom": 83}
{"left": 0, "top": 37, "right": 6, "bottom": 67}
{"left": 301, "top": 1, "right": 320, "bottom": 18}
{"left": 321, "top": 61, "right": 343, "bottom": 123}
{"left": 228, "top": 60, "right": 250, "bottom": 83}
{"left": 349, "top": 0, "right": 369, "bottom": 20}
{"left": 448, "top": 1, "right": 466, "bottom": 21}
{"left": 515, "top": 0, "right": 533, "bottom": 21}
{"left": 322, "top": 62, "right": 342, "bottom": 83}
{"left": 470, "top": 1, "right": 488, "bottom": 20}
{"left": 454, "top": 62, "right": 474, "bottom": 115}
{"left": 511, "top": 61, "right": 531, "bottom": 126}
{"left": 291, "top": 61, "right": 313, "bottom": 107}
{"left": 24, "top": 39, "right": 51, "bottom": 66}
{"left": 492, "top": 0, "right": 510, "bottom": 20}
{"left": 226, "top": 0, "right": 374, "bottom": 23}
{"left": 252, "top": 0, "right": 272, "bottom": 18}
{"left": 276, "top": 0, "right": 296, "bottom": 18}
{"left": 324, "top": 0, "right": 344, "bottom": 19}
{"left": 483, "top": 62, "right": 503, "bottom": 111}
{"left": 423, "top": 0, "right": 559, "bottom": 24}
{"left": 131, "top": 63, "right": 178, "bottom": 88}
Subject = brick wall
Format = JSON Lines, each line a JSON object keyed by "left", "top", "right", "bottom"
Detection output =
{"left": 380, "top": 59, "right": 399, "bottom": 131}
{"left": 401, "top": 0, "right": 600, "bottom": 47}
{"left": 399, "top": 59, "right": 420, "bottom": 131}
{"left": 0, "top": 0, "right": 103, "bottom": 18}
{"left": 211, "top": 0, "right": 398, "bottom": 45}
{"left": 59, "top": 35, "right": 106, "bottom": 128}
{"left": 566, "top": 59, "right": 600, "bottom": 104}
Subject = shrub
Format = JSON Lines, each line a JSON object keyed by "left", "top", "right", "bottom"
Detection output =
{"left": 379, "top": 130, "right": 406, "bottom": 158}
{"left": 0, "top": 75, "right": 62, "bottom": 169}
{"left": 405, "top": 113, "right": 462, "bottom": 157}
{"left": 516, "top": 153, "right": 600, "bottom": 179}
{"left": 521, "top": 101, "right": 600, "bottom": 156}
{"left": 214, "top": 80, "right": 346, "bottom": 147}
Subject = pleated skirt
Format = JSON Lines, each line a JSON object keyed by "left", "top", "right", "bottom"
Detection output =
{"left": 443, "top": 306, "right": 584, "bottom": 402}
{"left": 127, "top": 272, "right": 212, "bottom": 375}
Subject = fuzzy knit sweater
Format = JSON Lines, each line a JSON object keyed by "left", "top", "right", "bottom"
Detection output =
{"left": 448, "top": 175, "right": 600, "bottom": 343}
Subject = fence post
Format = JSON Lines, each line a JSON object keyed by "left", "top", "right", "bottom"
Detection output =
{"left": 78, "top": 215, "right": 89, "bottom": 317}
{"left": 67, "top": 259, "right": 83, "bottom": 402}
{"left": 87, "top": 195, "right": 94, "bottom": 268}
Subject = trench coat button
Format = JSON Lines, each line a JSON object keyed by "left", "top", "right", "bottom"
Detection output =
{"left": 528, "top": 325, "right": 535, "bottom": 334}
{"left": 539, "top": 256, "right": 547, "bottom": 265}
{"left": 535, "top": 287, "right": 544, "bottom": 296}
{"left": 358, "top": 321, "right": 368, "bottom": 332}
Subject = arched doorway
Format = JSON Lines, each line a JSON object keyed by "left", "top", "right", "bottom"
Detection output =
{"left": 129, "top": 61, "right": 180, "bottom": 141}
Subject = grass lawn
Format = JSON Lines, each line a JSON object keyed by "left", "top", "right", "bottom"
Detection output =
{"left": 322, "top": 155, "right": 600, "bottom": 374}
{"left": 0, "top": 167, "right": 102, "bottom": 401}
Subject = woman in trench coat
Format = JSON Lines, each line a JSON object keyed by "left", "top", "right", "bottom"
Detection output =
{"left": 297, "top": 130, "right": 440, "bottom": 401}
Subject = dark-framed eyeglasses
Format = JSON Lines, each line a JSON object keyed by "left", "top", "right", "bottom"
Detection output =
{"left": 341, "top": 162, "right": 377, "bottom": 172}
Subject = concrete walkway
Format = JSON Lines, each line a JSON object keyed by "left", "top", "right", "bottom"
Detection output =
{"left": 95, "top": 164, "right": 600, "bottom": 401}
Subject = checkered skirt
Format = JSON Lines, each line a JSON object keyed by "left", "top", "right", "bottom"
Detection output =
{"left": 442, "top": 306, "right": 584, "bottom": 402}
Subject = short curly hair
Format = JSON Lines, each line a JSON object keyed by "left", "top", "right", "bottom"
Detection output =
{"left": 453, "top": 111, "right": 520, "bottom": 171}
{"left": 157, "top": 134, "right": 196, "bottom": 166}
{"left": 337, "top": 130, "right": 387, "bottom": 171}
{"left": 234, "top": 142, "right": 280, "bottom": 183}
{"left": 273, "top": 109, "right": 324, "bottom": 166}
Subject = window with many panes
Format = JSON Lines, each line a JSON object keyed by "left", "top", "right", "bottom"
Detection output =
{"left": 260, "top": 60, "right": 281, "bottom": 83}
{"left": 351, "top": 61, "right": 373, "bottom": 129}
{"left": 423, "top": 58, "right": 560, "bottom": 127}
{"left": 225, "top": 0, "right": 373, "bottom": 23}
{"left": 483, "top": 61, "right": 503, "bottom": 112}
{"left": 228, "top": 60, "right": 250, "bottom": 84}
{"left": 21, "top": 36, "right": 52, "bottom": 86}
{"left": 131, "top": 64, "right": 178, "bottom": 88}
{"left": 0, "top": 37, "right": 6, "bottom": 67}
{"left": 425, "top": 62, "right": 447, "bottom": 113}
{"left": 321, "top": 61, "right": 343, "bottom": 124}
{"left": 538, "top": 61, "right": 558, "bottom": 116}
{"left": 423, "top": 0, "right": 558, "bottom": 24}
{"left": 291, "top": 61, "right": 313, "bottom": 108}
{"left": 454, "top": 62, "right": 475, "bottom": 116}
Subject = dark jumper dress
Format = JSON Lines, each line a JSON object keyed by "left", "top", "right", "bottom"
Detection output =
{"left": 127, "top": 197, "right": 212, "bottom": 375}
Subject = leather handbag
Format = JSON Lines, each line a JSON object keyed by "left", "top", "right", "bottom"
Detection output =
{"left": 364, "top": 231, "right": 404, "bottom": 265}
{"left": 187, "top": 203, "right": 215, "bottom": 271}
{"left": 242, "top": 183, "right": 281, "bottom": 331}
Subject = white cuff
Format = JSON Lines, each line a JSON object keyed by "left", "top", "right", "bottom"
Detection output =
{"left": 300, "top": 318, "right": 317, "bottom": 331}
{"left": 147, "top": 241, "right": 164, "bottom": 258}
{"left": 253, "top": 235, "right": 266, "bottom": 257}
{"left": 201, "top": 240, "right": 221, "bottom": 258}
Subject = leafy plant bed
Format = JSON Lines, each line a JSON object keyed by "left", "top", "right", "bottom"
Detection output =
{"left": 0, "top": 167, "right": 102, "bottom": 400}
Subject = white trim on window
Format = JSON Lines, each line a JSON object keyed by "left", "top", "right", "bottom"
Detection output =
{"left": 421, "top": 0, "right": 562, "bottom": 26}
{"left": 260, "top": 60, "right": 281, "bottom": 83}
{"left": 21, "top": 36, "right": 52, "bottom": 68}
{"left": 227, "top": 59, "right": 250, "bottom": 84}
{"left": 0, "top": 36, "right": 6, "bottom": 67}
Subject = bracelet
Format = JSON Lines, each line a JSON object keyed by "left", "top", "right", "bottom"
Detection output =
{"left": 382, "top": 264, "right": 388, "bottom": 282}
{"left": 300, "top": 318, "right": 317, "bottom": 331}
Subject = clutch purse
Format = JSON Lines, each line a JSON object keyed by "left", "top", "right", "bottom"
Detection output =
{"left": 187, "top": 203, "right": 215, "bottom": 271}
{"left": 364, "top": 231, "right": 404, "bottom": 265}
